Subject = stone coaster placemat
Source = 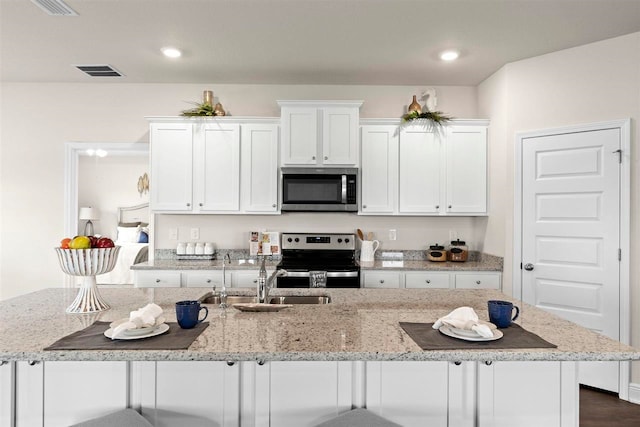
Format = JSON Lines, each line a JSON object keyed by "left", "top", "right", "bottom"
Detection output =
{"left": 399, "top": 322, "right": 557, "bottom": 351}
{"left": 44, "top": 321, "right": 208, "bottom": 351}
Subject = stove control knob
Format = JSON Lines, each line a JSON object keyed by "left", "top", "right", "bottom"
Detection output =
{"left": 337, "top": 238, "right": 342, "bottom": 243}
{"left": 345, "top": 238, "right": 350, "bottom": 243}
{"left": 295, "top": 238, "right": 300, "bottom": 243}
{"left": 287, "top": 238, "right": 292, "bottom": 243}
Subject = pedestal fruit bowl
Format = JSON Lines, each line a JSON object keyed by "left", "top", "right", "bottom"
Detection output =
{"left": 55, "top": 246, "right": 121, "bottom": 314}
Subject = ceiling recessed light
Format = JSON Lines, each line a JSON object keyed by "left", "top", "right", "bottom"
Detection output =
{"left": 161, "top": 47, "right": 182, "bottom": 58}
{"left": 440, "top": 50, "right": 460, "bottom": 61}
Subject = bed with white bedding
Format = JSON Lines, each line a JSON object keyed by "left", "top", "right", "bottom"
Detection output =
{"left": 97, "top": 203, "right": 149, "bottom": 285}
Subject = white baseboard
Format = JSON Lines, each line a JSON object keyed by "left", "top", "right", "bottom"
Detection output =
{"left": 629, "top": 382, "right": 640, "bottom": 404}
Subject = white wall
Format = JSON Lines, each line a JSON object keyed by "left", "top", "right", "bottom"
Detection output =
{"left": 78, "top": 155, "right": 149, "bottom": 238}
{"left": 0, "top": 83, "right": 477, "bottom": 300}
{"left": 478, "top": 32, "right": 640, "bottom": 383}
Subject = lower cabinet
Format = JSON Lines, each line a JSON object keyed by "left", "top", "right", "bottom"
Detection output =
{"left": 362, "top": 270, "right": 502, "bottom": 290}
{"left": 134, "top": 269, "right": 269, "bottom": 288}
{"left": 8, "top": 360, "right": 578, "bottom": 427}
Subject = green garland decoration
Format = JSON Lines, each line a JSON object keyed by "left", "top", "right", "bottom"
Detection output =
{"left": 401, "top": 109, "right": 454, "bottom": 127}
{"left": 180, "top": 101, "right": 215, "bottom": 117}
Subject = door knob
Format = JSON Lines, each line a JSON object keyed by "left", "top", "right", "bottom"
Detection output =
{"left": 523, "top": 263, "right": 535, "bottom": 271}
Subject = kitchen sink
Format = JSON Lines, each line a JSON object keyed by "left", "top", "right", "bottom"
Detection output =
{"left": 198, "top": 293, "right": 331, "bottom": 305}
{"left": 268, "top": 295, "right": 332, "bottom": 305}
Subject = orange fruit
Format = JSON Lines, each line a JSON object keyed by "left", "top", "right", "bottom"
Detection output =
{"left": 60, "top": 238, "right": 71, "bottom": 249}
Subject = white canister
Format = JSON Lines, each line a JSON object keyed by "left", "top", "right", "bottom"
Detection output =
{"left": 176, "top": 242, "right": 186, "bottom": 255}
{"left": 186, "top": 243, "right": 195, "bottom": 255}
{"left": 360, "top": 240, "right": 380, "bottom": 262}
{"left": 195, "top": 242, "right": 204, "bottom": 255}
{"left": 204, "top": 242, "right": 214, "bottom": 255}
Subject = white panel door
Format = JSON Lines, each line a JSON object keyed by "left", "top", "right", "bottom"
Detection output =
{"left": 360, "top": 125, "right": 398, "bottom": 214}
{"left": 241, "top": 123, "right": 279, "bottom": 213}
{"left": 281, "top": 107, "right": 318, "bottom": 165}
{"left": 322, "top": 107, "right": 358, "bottom": 165}
{"left": 149, "top": 123, "right": 193, "bottom": 211}
{"left": 399, "top": 127, "right": 441, "bottom": 214}
{"left": 521, "top": 128, "right": 620, "bottom": 392}
{"left": 197, "top": 123, "right": 240, "bottom": 212}
{"left": 446, "top": 126, "right": 487, "bottom": 213}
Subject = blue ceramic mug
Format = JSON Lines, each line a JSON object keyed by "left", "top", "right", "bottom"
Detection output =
{"left": 175, "top": 300, "right": 209, "bottom": 329}
{"left": 488, "top": 300, "right": 520, "bottom": 328}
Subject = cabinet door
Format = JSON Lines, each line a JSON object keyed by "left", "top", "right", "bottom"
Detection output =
{"left": 134, "top": 270, "right": 182, "bottom": 287}
{"left": 446, "top": 126, "right": 487, "bottom": 214}
{"left": 259, "top": 361, "right": 353, "bottom": 427}
{"left": 15, "top": 361, "right": 44, "bottom": 427}
{"left": 150, "top": 123, "right": 193, "bottom": 211}
{"left": 360, "top": 125, "right": 398, "bottom": 214}
{"left": 366, "top": 361, "right": 449, "bottom": 427}
{"left": 148, "top": 361, "right": 240, "bottom": 427}
{"left": 0, "top": 361, "right": 12, "bottom": 427}
{"left": 477, "top": 361, "right": 574, "bottom": 427}
{"left": 362, "top": 271, "right": 401, "bottom": 288}
{"left": 196, "top": 123, "right": 240, "bottom": 212}
{"left": 43, "top": 361, "right": 128, "bottom": 426}
{"left": 183, "top": 271, "right": 224, "bottom": 288}
{"left": 241, "top": 123, "right": 279, "bottom": 213}
{"left": 281, "top": 107, "right": 318, "bottom": 165}
{"left": 322, "top": 107, "right": 358, "bottom": 165}
{"left": 399, "top": 127, "right": 442, "bottom": 214}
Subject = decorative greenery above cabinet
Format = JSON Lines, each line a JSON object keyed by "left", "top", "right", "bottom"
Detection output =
{"left": 278, "top": 100, "right": 362, "bottom": 167}
{"left": 360, "top": 119, "right": 489, "bottom": 216}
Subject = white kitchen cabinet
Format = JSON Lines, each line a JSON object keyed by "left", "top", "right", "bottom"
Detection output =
{"left": 137, "top": 361, "right": 240, "bottom": 427}
{"left": 477, "top": 361, "right": 578, "bottom": 427}
{"left": 279, "top": 101, "right": 362, "bottom": 167}
{"left": 149, "top": 122, "right": 193, "bottom": 211}
{"left": 241, "top": 123, "right": 279, "bottom": 213}
{"left": 148, "top": 118, "right": 279, "bottom": 215}
{"left": 366, "top": 361, "right": 463, "bottom": 427}
{"left": 360, "top": 125, "right": 398, "bottom": 214}
{"left": 253, "top": 361, "right": 353, "bottom": 427}
{"left": 183, "top": 270, "right": 224, "bottom": 288}
{"left": 362, "top": 271, "right": 402, "bottom": 288}
{"left": 454, "top": 272, "right": 501, "bottom": 289}
{"left": 404, "top": 271, "right": 450, "bottom": 288}
{"left": 133, "top": 270, "right": 182, "bottom": 287}
{"left": 399, "top": 126, "right": 443, "bottom": 214}
{"left": 0, "top": 361, "right": 12, "bottom": 427}
{"left": 15, "top": 361, "right": 44, "bottom": 427}
{"left": 196, "top": 123, "right": 241, "bottom": 212}
{"left": 445, "top": 126, "right": 487, "bottom": 214}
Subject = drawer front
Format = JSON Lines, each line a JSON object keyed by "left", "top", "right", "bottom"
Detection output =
{"left": 184, "top": 271, "right": 224, "bottom": 287}
{"left": 405, "top": 272, "right": 450, "bottom": 289}
{"left": 362, "top": 271, "right": 401, "bottom": 288}
{"left": 134, "top": 271, "right": 182, "bottom": 288}
{"left": 231, "top": 270, "right": 265, "bottom": 287}
{"left": 454, "top": 273, "right": 501, "bottom": 289}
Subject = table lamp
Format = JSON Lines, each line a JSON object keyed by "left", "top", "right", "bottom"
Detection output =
{"left": 79, "top": 207, "right": 99, "bottom": 236}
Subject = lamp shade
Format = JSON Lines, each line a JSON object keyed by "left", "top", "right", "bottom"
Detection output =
{"left": 78, "top": 207, "right": 100, "bottom": 221}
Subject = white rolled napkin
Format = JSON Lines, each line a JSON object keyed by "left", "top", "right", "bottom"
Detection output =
{"left": 432, "top": 306, "right": 494, "bottom": 338}
{"left": 111, "top": 303, "right": 165, "bottom": 339}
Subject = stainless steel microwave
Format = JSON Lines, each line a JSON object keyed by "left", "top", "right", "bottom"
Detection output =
{"left": 281, "top": 168, "right": 358, "bottom": 212}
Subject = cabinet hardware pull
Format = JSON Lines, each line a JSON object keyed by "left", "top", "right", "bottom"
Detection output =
{"left": 206, "top": 279, "right": 211, "bottom": 283}
{"left": 454, "top": 361, "right": 462, "bottom": 366}
{"left": 156, "top": 279, "right": 161, "bottom": 283}
{"left": 257, "top": 360, "right": 265, "bottom": 366}
{"left": 448, "top": 205, "right": 452, "bottom": 209}
{"left": 363, "top": 205, "right": 367, "bottom": 209}
{"left": 380, "top": 280, "right": 385, "bottom": 284}
{"left": 435, "top": 205, "right": 439, "bottom": 209}
{"left": 324, "top": 156, "right": 328, "bottom": 160}
{"left": 476, "top": 280, "right": 481, "bottom": 285}
{"left": 226, "top": 361, "right": 235, "bottom": 366}
{"left": 253, "top": 279, "right": 258, "bottom": 283}
{"left": 186, "top": 203, "right": 191, "bottom": 207}
{"left": 0, "top": 361, "right": 7, "bottom": 366}
{"left": 272, "top": 204, "right": 276, "bottom": 208}
{"left": 28, "top": 361, "right": 40, "bottom": 366}
{"left": 199, "top": 203, "right": 203, "bottom": 207}
{"left": 484, "top": 361, "right": 493, "bottom": 366}
{"left": 312, "top": 156, "right": 316, "bottom": 160}
{"left": 426, "top": 280, "right": 431, "bottom": 284}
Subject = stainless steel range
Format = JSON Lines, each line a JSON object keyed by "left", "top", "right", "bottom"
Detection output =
{"left": 276, "top": 233, "right": 360, "bottom": 288}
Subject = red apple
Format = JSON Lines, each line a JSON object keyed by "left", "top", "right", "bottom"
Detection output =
{"left": 96, "top": 237, "right": 115, "bottom": 248}
{"left": 88, "top": 236, "right": 98, "bottom": 248}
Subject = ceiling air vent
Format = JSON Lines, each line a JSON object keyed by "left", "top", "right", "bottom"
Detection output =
{"left": 30, "top": 0, "right": 78, "bottom": 16}
{"left": 75, "top": 65, "right": 124, "bottom": 78}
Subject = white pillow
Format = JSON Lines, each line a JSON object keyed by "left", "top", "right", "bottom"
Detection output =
{"left": 116, "top": 226, "right": 140, "bottom": 243}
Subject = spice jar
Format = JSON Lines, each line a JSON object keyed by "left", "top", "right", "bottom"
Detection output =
{"left": 447, "top": 239, "right": 468, "bottom": 262}
{"left": 427, "top": 244, "right": 447, "bottom": 262}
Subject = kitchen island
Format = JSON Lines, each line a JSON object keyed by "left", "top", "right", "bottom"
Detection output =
{"left": 1, "top": 287, "right": 638, "bottom": 427}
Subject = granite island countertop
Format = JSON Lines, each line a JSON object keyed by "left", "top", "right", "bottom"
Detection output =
{"left": 1, "top": 288, "right": 638, "bottom": 363}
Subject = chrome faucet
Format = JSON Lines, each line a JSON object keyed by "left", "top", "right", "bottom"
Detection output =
{"left": 257, "top": 257, "right": 287, "bottom": 303}
{"left": 220, "top": 253, "right": 231, "bottom": 309}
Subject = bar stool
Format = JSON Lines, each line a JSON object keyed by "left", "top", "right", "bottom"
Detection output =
{"left": 316, "top": 408, "right": 401, "bottom": 427}
{"left": 69, "top": 409, "right": 152, "bottom": 427}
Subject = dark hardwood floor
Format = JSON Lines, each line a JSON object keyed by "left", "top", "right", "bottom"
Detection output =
{"left": 580, "top": 386, "right": 640, "bottom": 426}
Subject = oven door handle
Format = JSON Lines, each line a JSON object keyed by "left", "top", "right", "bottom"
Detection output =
{"left": 283, "top": 271, "right": 359, "bottom": 278}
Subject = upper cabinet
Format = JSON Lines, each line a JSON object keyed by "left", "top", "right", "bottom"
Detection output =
{"left": 149, "top": 118, "right": 279, "bottom": 214}
{"left": 279, "top": 100, "right": 362, "bottom": 167}
{"left": 360, "top": 119, "right": 488, "bottom": 216}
